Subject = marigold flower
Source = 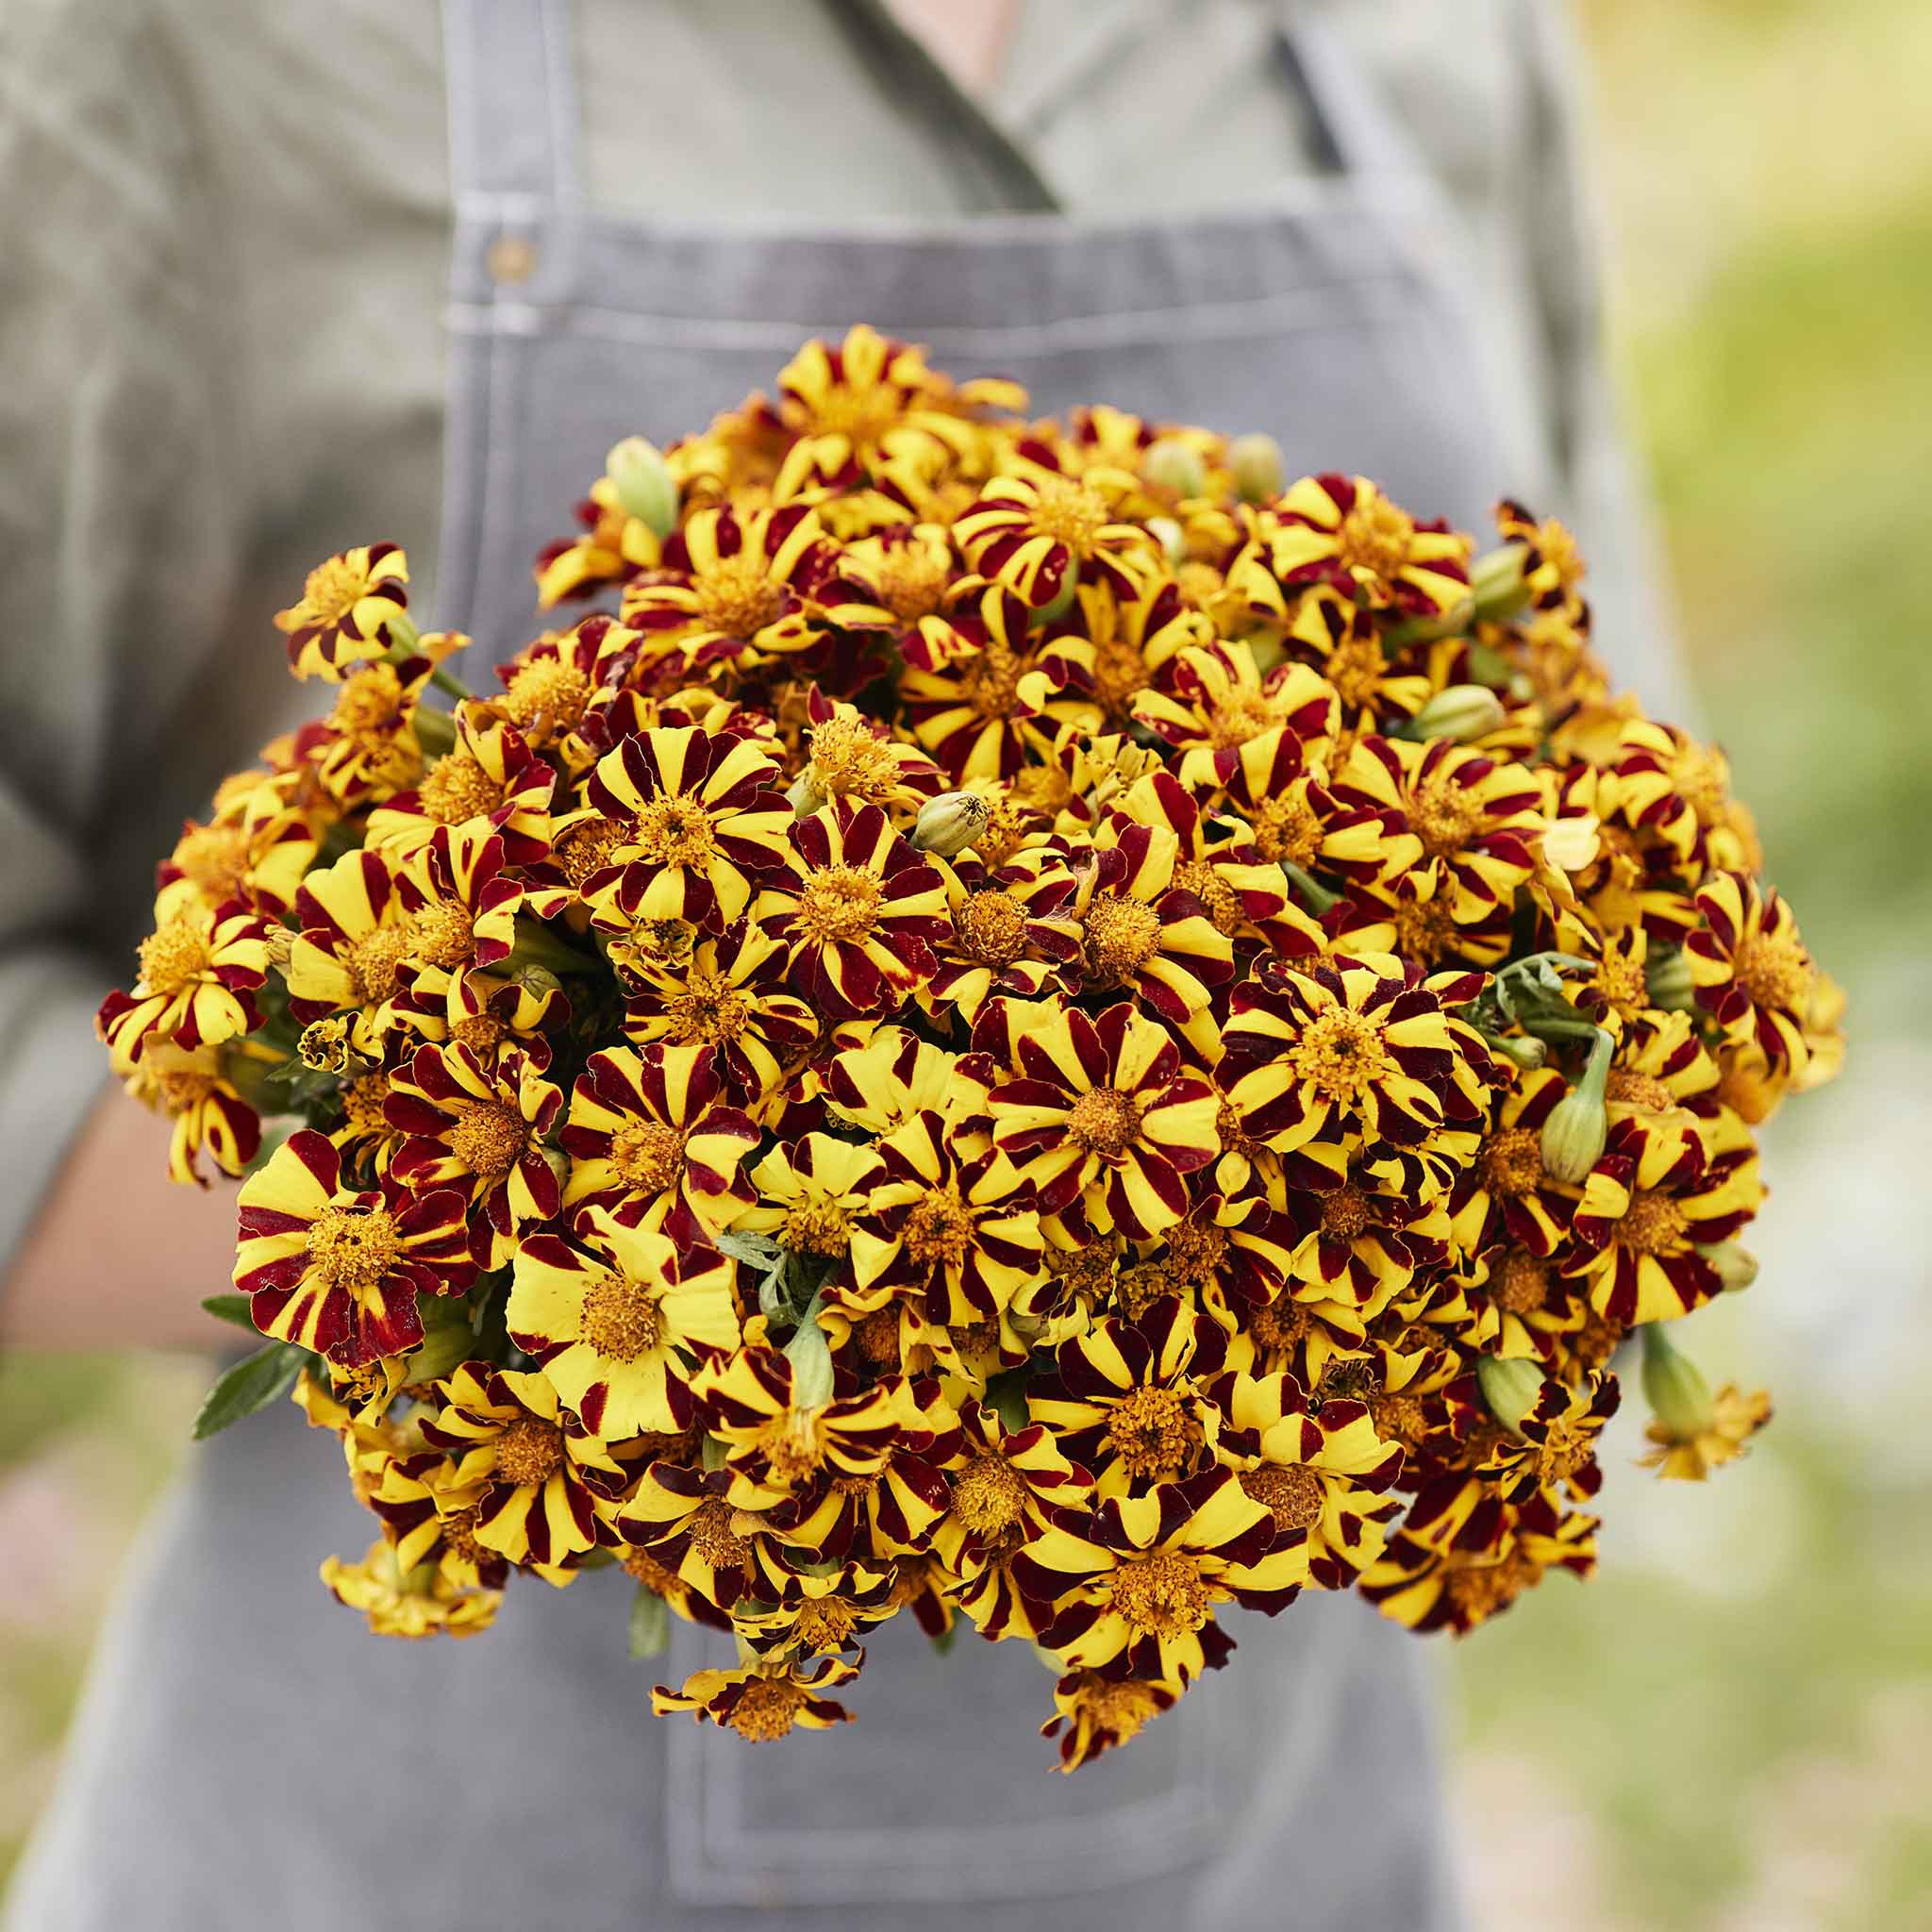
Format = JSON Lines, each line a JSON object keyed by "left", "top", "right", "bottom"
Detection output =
{"left": 387, "top": 1041, "right": 563, "bottom": 1269}
{"left": 508, "top": 1211, "right": 740, "bottom": 1439}
{"left": 1265, "top": 474, "right": 1471, "bottom": 616}
{"left": 1216, "top": 954, "right": 1483, "bottom": 1158}
{"left": 1685, "top": 870, "right": 1817, "bottom": 1073}
{"left": 1017, "top": 1467, "right": 1298, "bottom": 1683}
{"left": 560, "top": 1043, "right": 759, "bottom": 1243}
{"left": 987, "top": 999, "right": 1220, "bottom": 1239}
{"left": 234, "top": 1129, "right": 475, "bottom": 1365}
{"left": 653, "top": 1654, "right": 861, "bottom": 1741}
{"left": 275, "top": 541, "right": 409, "bottom": 679}
{"left": 954, "top": 462, "right": 1159, "bottom": 609}
{"left": 98, "top": 901, "right": 270, "bottom": 1067}
{"left": 320, "top": 1538, "right": 501, "bottom": 1640}
{"left": 758, "top": 799, "right": 950, "bottom": 1017}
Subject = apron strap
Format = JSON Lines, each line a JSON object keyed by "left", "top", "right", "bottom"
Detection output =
{"left": 1274, "top": 8, "right": 1427, "bottom": 187}
{"left": 442, "top": 0, "right": 585, "bottom": 305}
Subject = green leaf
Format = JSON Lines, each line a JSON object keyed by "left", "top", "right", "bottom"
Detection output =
{"left": 712, "top": 1229, "right": 783, "bottom": 1269}
{"left": 628, "top": 1586, "right": 670, "bottom": 1659}
{"left": 191, "top": 1342, "right": 305, "bottom": 1441}
{"left": 929, "top": 1621, "right": 958, "bottom": 1657}
{"left": 199, "top": 1293, "right": 258, "bottom": 1333}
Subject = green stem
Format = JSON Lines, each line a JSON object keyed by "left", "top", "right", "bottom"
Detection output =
{"left": 429, "top": 665, "right": 473, "bottom": 702}
{"left": 1280, "top": 860, "right": 1340, "bottom": 916}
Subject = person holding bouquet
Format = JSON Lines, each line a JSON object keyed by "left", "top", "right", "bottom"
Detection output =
{"left": 2, "top": 3, "right": 1685, "bottom": 1926}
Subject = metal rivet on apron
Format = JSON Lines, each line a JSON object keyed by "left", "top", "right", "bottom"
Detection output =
{"left": 486, "top": 233, "right": 538, "bottom": 285}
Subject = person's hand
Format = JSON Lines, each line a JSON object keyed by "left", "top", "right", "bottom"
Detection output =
{"left": 2, "top": 1085, "right": 242, "bottom": 1350}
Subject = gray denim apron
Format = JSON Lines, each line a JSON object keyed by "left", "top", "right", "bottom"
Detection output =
{"left": 8, "top": 6, "right": 1499, "bottom": 1926}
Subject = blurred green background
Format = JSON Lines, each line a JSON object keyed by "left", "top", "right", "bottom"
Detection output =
{"left": 3, "top": 2, "right": 1927, "bottom": 1923}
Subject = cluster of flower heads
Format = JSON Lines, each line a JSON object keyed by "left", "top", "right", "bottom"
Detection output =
{"left": 99, "top": 326, "right": 1842, "bottom": 1765}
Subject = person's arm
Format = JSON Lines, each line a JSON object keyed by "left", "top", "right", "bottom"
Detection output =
{"left": 2, "top": 1092, "right": 240, "bottom": 1349}
{"left": 0, "top": 0, "right": 243, "bottom": 1347}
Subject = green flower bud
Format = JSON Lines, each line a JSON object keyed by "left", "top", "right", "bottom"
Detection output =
{"left": 605, "top": 435, "right": 679, "bottom": 538}
{"left": 1641, "top": 1324, "right": 1716, "bottom": 1439}
{"left": 1469, "top": 542, "right": 1531, "bottom": 621}
{"left": 1490, "top": 1034, "right": 1548, "bottom": 1072}
{"left": 1698, "top": 1241, "right": 1759, "bottom": 1293}
{"left": 1407, "top": 683, "right": 1506, "bottom": 744}
{"left": 786, "top": 769, "right": 827, "bottom": 817}
{"left": 1143, "top": 437, "right": 1207, "bottom": 501}
{"left": 783, "top": 1291, "right": 836, "bottom": 1412}
{"left": 911, "top": 790, "right": 991, "bottom": 858}
{"left": 1230, "top": 432, "right": 1285, "bottom": 503}
{"left": 1646, "top": 945, "right": 1697, "bottom": 1013}
{"left": 1476, "top": 1355, "right": 1546, "bottom": 1437}
{"left": 1540, "top": 1027, "right": 1613, "bottom": 1183}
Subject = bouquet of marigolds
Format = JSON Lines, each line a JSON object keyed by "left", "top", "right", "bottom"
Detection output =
{"left": 98, "top": 326, "right": 1843, "bottom": 1764}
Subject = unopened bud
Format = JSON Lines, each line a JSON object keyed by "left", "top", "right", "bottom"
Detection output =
{"left": 1640, "top": 1324, "right": 1716, "bottom": 1439}
{"left": 605, "top": 436, "right": 679, "bottom": 538}
{"left": 1491, "top": 1034, "right": 1548, "bottom": 1072}
{"left": 783, "top": 1291, "right": 836, "bottom": 1411}
{"left": 1476, "top": 1355, "right": 1545, "bottom": 1437}
{"left": 786, "top": 769, "right": 827, "bottom": 817}
{"left": 910, "top": 790, "right": 991, "bottom": 858}
{"left": 1407, "top": 683, "right": 1506, "bottom": 743}
{"left": 1230, "top": 432, "right": 1285, "bottom": 503}
{"left": 262, "top": 925, "right": 297, "bottom": 974}
{"left": 1540, "top": 1027, "right": 1613, "bottom": 1183}
{"left": 1646, "top": 945, "right": 1697, "bottom": 1013}
{"left": 1030, "top": 571, "right": 1079, "bottom": 625}
{"left": 1469, "top": 542, "right": 1531, "bottom": 621}
{"left": 1699, "top": 1241, "right": 1759, "bottom": 1293}
{"left": 1143, "top": 437, "right": 1207, "bottom": 501}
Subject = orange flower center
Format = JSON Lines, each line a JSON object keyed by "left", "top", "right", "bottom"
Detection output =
{"left": 968, "top": 641, "right": 1024, "bottom": 721}
{"left": 419, "top": 751, "right": 502, "bottom": 826}
{"left": 1246, "top": 1295, "right": 1309, "bottom": 1353}
{"left": 1108, "top": 1551, "right": 1211, "bottom": 1640}
{"left": 447, "top": 1100, "right": 528, "bottom": 1180}
{"left": 1066, "top": 1086, "right": 1142, "bottom": 1158}
{"left": 346, "top": 924, "right": 414, "bottom": 1005}
{"left": 901, "top": 1185, "right": 975, "bottom": 1267}
{"left": 1493, "top": 1250, "right": 1549, "bottom": 1315}
{"left": 1081, "top": 894, "right": 1162, "bottom": 981}
{"left": 1618, "top": 1189, "right": 1688, "bottom": 1254}
{"left": 627, "top": 794, "right": 720, "bottom": 870}
{"left": 305, "top": 1205, "right": 402, "bottom": 1295}
{"left": 1335, "top": 494, "right": 1414, "bottom": 582}
{"left": 608, "top": 1119, "right": 687, "bottom": 1194}
{"left": 958, "top": 889, "right": 1028, "bottom": 965}
{"left": 1605, "top": 1069, "right": 1675, "bottom": 1113}
{"left": 1735, "top": 929, "right": 1811, "bottom": 1014}
{"left": 1288, "top": 1005, "right": 1393, "bottom": 1106}
{"left": 493, "top": 1414, "right": 565, "bottom": 1488}
{"left": 1158, "top": 1213, "right": 1229, "bottom": 1290}
{"left": 138, "top": 918, "right": 213, "bottom": 996}
{"left": 1320, "top": 1187, "right": 1373, "bottom": 1241}
{"left": 503, "top": 658, "right": 593, "bottom": 738}
{"left": 795, "top": 863, "right": 884, "bottom": 944}
{"left": 663, "top": 970, "right": 749, "bottom": 1045}
{"left": 688, "top": 1498, "right": 750, "bottom": 1569}
{"left": 951, "top": 1453, "right": 1028, "bottom": 1537}
{"left": 172, "top": 825, "right": 253, "bottom": 904}
{"left": 409, "top": 899, "right": 476, "bottom": 972}
{"left": 1482, "top": 1126, "right": 1545, "bottom": 1197}
{"left": 807, "top": 715, "right": 901, "bottom": 803}
{"left": 1248, "top": 790, "right": 1320, "bottom": 867}
{"left": 1173, "top": 859, "right": 1241, "bottom": 937}
{"left": 780, "top": 1197, "right": 853, "bottom": 1256}
{"left": 1241, "top": 1462, "right": 1325, "bottom": 1532}
{"left": 299, "top": 555, "right": 373, "bottom": 627}
{"left": 1409, "top": 774, "right": 1485, "bottom": 858}
{"left": 1026, "top": 474, "right": 1109, "bottom": 556}
{"left": 1324, "top": 635, "right": 1386, "bottom": 709}
{"left": 725, "top": 1677, "right": 809, "bottom": 1742}
{"left": 1105, "top": 1385, "right": 1202, "bottom": 1483}
{"left": 579, "top": 1269, "right": 663, "bottom": 1360}
{"left": 695, "top": 555, "right": 786, "bottom": 638}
